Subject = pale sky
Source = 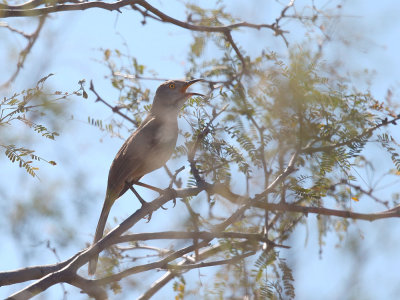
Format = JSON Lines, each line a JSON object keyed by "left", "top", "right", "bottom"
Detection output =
{"left": 1, "top": 1, "right": 400, "bottom": 299}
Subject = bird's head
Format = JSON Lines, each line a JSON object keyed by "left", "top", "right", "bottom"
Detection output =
{"left": 151, "top": 79, "right": 204, "bottom": 116}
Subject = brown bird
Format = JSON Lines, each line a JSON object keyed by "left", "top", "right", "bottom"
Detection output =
{"left": 88, "top": 79, "right": 203, "bottom": 275}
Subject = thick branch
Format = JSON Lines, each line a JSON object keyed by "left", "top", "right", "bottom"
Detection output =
{"left": 0, "top": 0, "right": 136, "bottom": 17}
{"left": 252, "top": 201, "right": 400, "bottom": 222}
{"left": 210, "top": 181, "right": 400, "bottom": 222}
{"left": 0, "top": 251, "right": 83, "bottom": 286}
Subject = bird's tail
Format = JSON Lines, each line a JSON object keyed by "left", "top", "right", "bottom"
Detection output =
{"left": 88, "top": 194, "right": 114, "bottom": 275}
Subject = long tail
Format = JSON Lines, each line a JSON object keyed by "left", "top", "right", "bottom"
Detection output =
{"left": 88, "top": 195, "right": 114, "bottom": 275}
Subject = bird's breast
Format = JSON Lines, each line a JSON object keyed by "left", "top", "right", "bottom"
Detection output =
{"left": 136, "top": 120, "right": 177, "bottom": 176}
{"left": 155, "top": 121, "right": 178, "bottom": 145}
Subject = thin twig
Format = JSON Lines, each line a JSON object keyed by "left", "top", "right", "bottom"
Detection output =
{"left": 332, "top": 180, "right": 389, "bottom": 208}
{"left": 301, "top": 115, "right": 400, "bottom": 154}
{"left": 89, "top": 80, "right": 138, "bottom": 126}
{"left": 116, "top": 231, "right": 289, "bottom": 248}
{"left": 164, "top": 251, "right": 255, "bottom": 271}
{"left": 224, "top": 30, "right": 247, "bottom": 72}
{"left": 113, "top": 72, "right": 168, "bottom": 82}
{"left": 0, "top": 21, "right": 30, "bottom": 38}
{"left": 0, "top": 0, "right": 48, "bottom": 9}
{"left": 1, "top": 15, "right": 46, "bottom": 88}
{"left": 255, "top": 150, "right": 299, "bottom": 200}
{"left": 168, "top": 166, "right": 185, "bottom": 188}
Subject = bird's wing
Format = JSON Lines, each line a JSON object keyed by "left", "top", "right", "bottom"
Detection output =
{"left": 106, "top": 116, "right": 170, "bottom": 199}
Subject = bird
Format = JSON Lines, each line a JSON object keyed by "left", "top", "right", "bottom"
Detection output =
{"left": 88, "top": 79, "right": 203, "bottom": 275}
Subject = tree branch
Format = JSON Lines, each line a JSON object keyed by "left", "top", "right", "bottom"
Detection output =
{"left": 164, "top": 251, "right": 255, "bottom": 271}
{"left": 0, "top": 0, "right": 48, "bottom": 10}
{"left": 6, "top": 189, "right": 178, "bottom": 299}
{"left": 4, "top": 178, "right": 400, "bottom": 298}
{"left": 1, "top": 0, "right": 288, "bottom": 79}
{"left": 1, "top": 15, "right": 46, "bottom": 88}
{"left": 251, "top": 201, "right": 400, "bottom": 222}
{"left": 0, "top": 0, "right": 288, "bottom": 41}
{"left": 117, "top": 231, "right": 262, "bottom": 243}
{"left": 0, "top": 251, "right": 83, "bottom": 286}
{"left": 0, "top": 0, "right": 136, "bottom": 17}
{"left": 224, "top": 30, "right": 247, "bottom": 72}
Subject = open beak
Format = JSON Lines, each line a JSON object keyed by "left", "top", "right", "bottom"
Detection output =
{"left": 182, "top": 78, "right": 204, "bottom": 97}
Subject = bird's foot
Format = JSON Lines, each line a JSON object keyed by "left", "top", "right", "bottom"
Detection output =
{"left": 136, "top": 195, "right": 153, "bottom": 222}
{"left": 162, "top": 187, "right": 178, "bottom": 208}
{"left": 135, "top": 200, "right": 153, "bottom": 222}
{"left": 145, "top": 210, "right": 153, "bottom": 223}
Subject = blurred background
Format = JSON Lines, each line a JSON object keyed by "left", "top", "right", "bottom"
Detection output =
{"left": 1, "top": 0, "right": 400, "bottom": 299}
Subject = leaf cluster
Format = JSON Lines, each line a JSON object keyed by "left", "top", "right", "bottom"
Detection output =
{"left": 0, "top": 74, "right": 81, "bottom": 177}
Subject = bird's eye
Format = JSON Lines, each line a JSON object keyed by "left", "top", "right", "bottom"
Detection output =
{"left": 168, "top": 83, "right": 175, "bottom": 89}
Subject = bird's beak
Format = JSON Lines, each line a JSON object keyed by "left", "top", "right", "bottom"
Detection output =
{"left": 182, "top": 79, "right": 204, "bottom": 97}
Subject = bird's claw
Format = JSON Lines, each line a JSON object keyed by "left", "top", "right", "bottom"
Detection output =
{"left": 137, "top": 201, "right": 152, "bottom": 222}
{"left": 162, "top": 187, "right": 177, "bottom": 208}
{"left": 145, "top": 211, "right": 153, "bottom": 222}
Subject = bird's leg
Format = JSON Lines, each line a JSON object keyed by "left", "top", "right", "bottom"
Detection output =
{"left": 136, "top": 181, "right": 177, "bottom": 209}
{"left": 126, "top": 182, "right": 153, "bottom": 222}
{"left": 135, "top": 181, "right": 171, "bottom": 210}
{"left": 127, "top": 181, "right": 169, "bottom": 213}
{"left": 127, "top": 183, "right": 147, "bottom": 206}
{"left": 135, "top": 181, "right": 164, "bottom": 193}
